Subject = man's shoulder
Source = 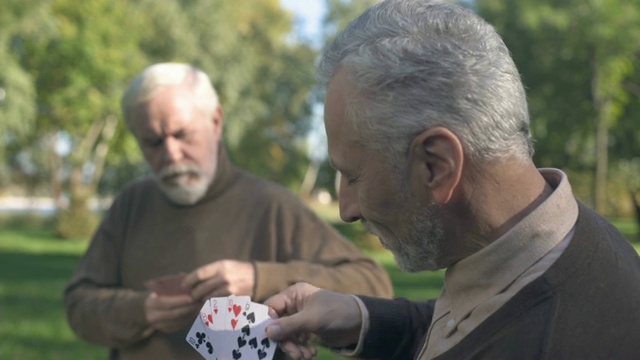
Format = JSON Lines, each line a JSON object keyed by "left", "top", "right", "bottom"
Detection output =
{"left": 110, "top": 176, "right": 157, "bottom": 206}
{"left": 234, "top": 170, "right": 303, "bottom": 204}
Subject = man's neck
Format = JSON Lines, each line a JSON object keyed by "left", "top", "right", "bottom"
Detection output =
{"left": 444, "top": 160, "right": 553, "bottom": 264}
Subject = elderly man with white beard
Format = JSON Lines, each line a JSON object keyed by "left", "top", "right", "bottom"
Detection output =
{"left": 63, "top": 63, "right": 393, "bottom": 360}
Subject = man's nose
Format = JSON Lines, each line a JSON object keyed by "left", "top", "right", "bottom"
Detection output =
{"left": 338, "top": 177, "right": 362, "bottom": 223}
{"left": 163, "top": 136, "right": 183, "bottom": 164}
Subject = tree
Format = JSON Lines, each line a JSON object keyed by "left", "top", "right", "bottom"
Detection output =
{"left": 476, "top": 0, "right": 640, "bottom": 214}
{"left": 4, "top": 0, "right": 321, "bottom": 238}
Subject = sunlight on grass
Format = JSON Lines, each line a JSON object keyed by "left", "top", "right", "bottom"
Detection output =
{"left": 1, "top": 210, "right": 638, "bottom": 360}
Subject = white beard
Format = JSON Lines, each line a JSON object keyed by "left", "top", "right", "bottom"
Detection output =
{"left": 153, "top": 163, "right": 211, "bottom": 205}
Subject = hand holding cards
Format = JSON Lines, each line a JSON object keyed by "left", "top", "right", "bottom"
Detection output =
{"left": 144, "top": 273, "right": 190, "bottom": 296}
{"left": 186, "top": 295, "right": 277, "bottom": 360}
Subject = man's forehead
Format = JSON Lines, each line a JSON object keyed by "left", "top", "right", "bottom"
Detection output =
{"left": 324, "top": 68, "right": 360, "bottom": 171}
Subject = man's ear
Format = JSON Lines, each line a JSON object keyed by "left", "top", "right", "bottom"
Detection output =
{"left": 211, "top": 105, "right": 223, "bottom": 137}
{"left": 409, "top": 126, "right": 464, "bottom": 204}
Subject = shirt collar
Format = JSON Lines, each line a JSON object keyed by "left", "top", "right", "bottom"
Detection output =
{"left": 442, "top": 168, "right": 578, "bottom": 323}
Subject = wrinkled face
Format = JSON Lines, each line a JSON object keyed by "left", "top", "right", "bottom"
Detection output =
{"left": 130, "top": 85, "right": 222, "bottom": 205}
{"left": 324, "top": 69, "right": 445, "bottom": 272}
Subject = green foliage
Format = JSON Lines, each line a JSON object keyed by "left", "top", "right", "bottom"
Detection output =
{"left": 476, "top": 0, "right": 640, "bottom": 214}
{"left": 2, "top": 0, "right": 321, "bottom": 236}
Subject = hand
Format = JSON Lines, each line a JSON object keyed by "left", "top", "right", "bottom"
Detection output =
{"left": 144, "top": 293, "right": 200, "bottom": 333}
{"left": 264, "top": 283, "right": 363, "bottom": 360}
{"left": 182, "top": 260, "right": 255, "bottom": 302}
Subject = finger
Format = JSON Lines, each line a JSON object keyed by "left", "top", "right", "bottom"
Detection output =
{"left": 264, "top": 282, "right": 311, "bottom": 316}
{"left": 266, "top": 313, "right": 314, "bottom": 342}
{"left": 278, "top": 340, "right": 316, "bottom": 360}
{"left": 191, "top": 276, "right": 227, "bottom": 301}
{"left": 149, "top": 294, "right": 194, "bottom": 309}
{"left": 182, "top": 262, "right": 221, "bottom": 288}
{"left": 149, "top": 302, "right": 200, "bottom": 324}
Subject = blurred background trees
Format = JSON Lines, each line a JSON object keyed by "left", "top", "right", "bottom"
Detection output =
{"left": 1, "top": 0, "right": 639, "bottom": 239}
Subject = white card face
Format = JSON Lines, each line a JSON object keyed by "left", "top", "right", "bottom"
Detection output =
{"left": 186, "top": 302, "right": 219, "bottom": 359}
{"left": 249, "top": 317, "right": 277, "bottom": 360}
{"left": 186, "top": 297, "right": 277, "bottom": 360}
{"left": 209, "top": 297, "right": 228, "bottom": 331}
{"left": 226, "top": 295, "right": 251, "bottom": 331}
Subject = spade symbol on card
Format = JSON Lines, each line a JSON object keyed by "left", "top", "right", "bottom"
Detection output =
{"left": 258, "top": 349, "right": 267, "bottom": 360}
{"left": 249, "top": 337, "right": 258, "bottom": 349}
{"left": 261, "top": 338, "right": 271, "bottom": 349}
{"left": 246, "top": 312, "right": 256, "bottom": 324}
{"left": 232, "top": 349, "right": 242, "bottom": 359}
{"left": 241, "top": 324, "right": 251, "bottom": 336}
{"left": 237, "top": 336, "right": 247, "bottom": 348}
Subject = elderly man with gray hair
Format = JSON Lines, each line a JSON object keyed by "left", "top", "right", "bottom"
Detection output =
{"left": 63, "top": 63, "right": 393, "bottom": 359}
{"left": 264, "top": 1, "right": 640, "bottom": 359}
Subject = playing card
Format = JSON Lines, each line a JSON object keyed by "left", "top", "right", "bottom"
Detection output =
{"left": 224, "top": 300, "right": 277, "bottom": 360}
{"left": 144, "top": 273, "right": 189, "bottom": 296}
{"left": 186, "top": 302, "right": 219, "bottom": 360}
{"left": 225, "top": 295, "right": 251, "bottom": 331}
{"left": 186, "top": 296, "right": 277, "bottom": 360}
{"left": 242, "top": 302, "right": 277, "bottom": 360}
{"left": 208, "top": 297, "right": 228, "bottom": 331}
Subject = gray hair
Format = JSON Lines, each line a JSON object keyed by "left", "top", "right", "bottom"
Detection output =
{"left": 121, "top": 63, "right": 219, "bottom": 129}
{"left": 318, "top": 0, "right": 534, "bottom": 163}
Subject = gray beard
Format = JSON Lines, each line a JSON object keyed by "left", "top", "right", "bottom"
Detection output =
{"left": 365, "top": 202, "right": 444, "bottom": 272}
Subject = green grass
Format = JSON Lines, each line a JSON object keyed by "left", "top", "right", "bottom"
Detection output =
{"left": 0, "top": 214, "right": 638, "bottom": 359}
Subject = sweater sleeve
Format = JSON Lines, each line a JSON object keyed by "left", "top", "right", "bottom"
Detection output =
{"left": 63, "top": 197, "right": 155, "bottom": 348}
{"left": 356, "top": 296, "right": 436, "bottom": 359}
{"left": 251, "top": 195, "right": 393, "bottom": 302}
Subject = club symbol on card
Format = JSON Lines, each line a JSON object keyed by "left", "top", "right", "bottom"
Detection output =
{"left": 261, "top": 338, "right": 270, "bottom": 348}
{"left": 241, "top": 324, "right": 251, "bottom": 336}
{"left": 196, "top": 332, "right": 207, "bottom": 346}
{"left": 249, "top": 337, "right": 258, "bottom": 349}
{"left": 206, "top": 341, "right": 214, "bottom": 355}
{"left": 232, "top": 349, "right": 242, "bottom": 359}
{"left": 257, "top": 348, "right": 267, "bottom": 359}
{"left": 237, "top": 336, "right": 247, "bottom": 348}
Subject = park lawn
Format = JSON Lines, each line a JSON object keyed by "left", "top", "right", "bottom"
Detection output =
{"left": 0, "top": 219, "right": 637, "bottom": 360}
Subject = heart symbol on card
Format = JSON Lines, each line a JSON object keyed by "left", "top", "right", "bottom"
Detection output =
{"left": 237, "top": 336, "right": 247, "bottom": 348}
{"left": 232, "top": 349, "right": 242, "bottom": 359}
{"left": 233, "top": 304, "right": 242, "bottom": 317}
{"left": 249, "top": 337, "right": 258, "bottom": 349}
{"left": 214, "top": 308, "right": 218, "bottom": 314}
{"left": 231, "top": 318, "right": 239, "bottom": 329}
{"left": 207, "top": 314, "right": 213, "bottom": 324}
{"left": 258, "top": 349, "right": 267, "bottom": 359}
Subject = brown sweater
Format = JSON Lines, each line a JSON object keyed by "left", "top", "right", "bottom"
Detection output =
{"left": 64, "top": 147, "right": 392, "bottom": 360}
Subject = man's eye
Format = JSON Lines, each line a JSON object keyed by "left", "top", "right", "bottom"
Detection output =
{"left": 144, "top": 139, "right": 163, "bottom": 147}
{"left": 342, "top": 173, "right": 358, "bottom": 185}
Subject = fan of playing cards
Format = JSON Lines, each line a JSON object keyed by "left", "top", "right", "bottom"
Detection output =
{"left": 186, "top": 295, "right": 277, "bottom": 360}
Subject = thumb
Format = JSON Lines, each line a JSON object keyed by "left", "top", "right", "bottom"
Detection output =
{"left": 266, "top": 313, "right": 310, "bottom": 341}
